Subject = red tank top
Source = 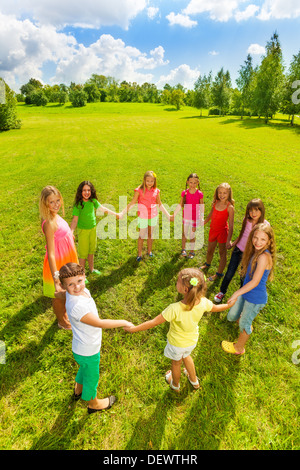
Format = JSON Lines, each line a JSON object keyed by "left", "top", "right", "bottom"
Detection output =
{"left": 210, "top": 202, "right": 229, "bottom": 231}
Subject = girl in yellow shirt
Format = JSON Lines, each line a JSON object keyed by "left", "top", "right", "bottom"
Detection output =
{"left": 125, "top": 268, "right": 231, "bottom": 391}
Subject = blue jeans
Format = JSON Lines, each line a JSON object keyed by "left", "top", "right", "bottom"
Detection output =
{"left": 220, "top": 246, "right": 243, "bottom": 294}
{"left": 227, "top": 296, "right": 266, "bottom": 335}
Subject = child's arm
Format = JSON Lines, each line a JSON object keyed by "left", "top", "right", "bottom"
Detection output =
{"left": 226, "top": 205, "right": 234, "bottom": 249}
{"left": 211, "top": 303, "right": 231, "bottom": 312}
{"left": 120, "top": 191, "right": 139, "bottom": 217}
{"left": 227, "top": 253, "right": 270, "bottom": 304}
{"left": 126, "top": 313, "right": 166, "bottom": 333}
{"left": 97, "top": 204, "right": 121, "bottom": 219}
{"left": 203, "top": 206, "right": 213, "bottom": 225}
{"left": 156, "top": 193, "right": 171, "bottom": 219}
{"left": 80, "top": 314, "right": 134, "bottom": 329}
{"left": 70, "top": 216, "right": 78, "bottom": 233}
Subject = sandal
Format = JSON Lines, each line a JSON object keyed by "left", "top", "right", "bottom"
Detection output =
{"left": 221, "top": 341, "right": 245, "bottom": 355}
{"left": 200, "top": 262, "right": 210, "bottom": 270}
{"left": 181, "top": 249, "right": 187, "bottom": 257}
{"left": 183, "top": 368, "right": 200, "bottom": 390}
{"left": 165, "top": 370, "right": 180, "bottom": 392}
{"left": 188, "top": 251, "right": 195, "bottom": 259}
{"left": 208, "top": 272, "right": 224, "bottom": 282}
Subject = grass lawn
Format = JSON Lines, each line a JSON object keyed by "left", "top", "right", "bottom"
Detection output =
{"left": 0, "top": 102, "right": 299, "bottom": 450}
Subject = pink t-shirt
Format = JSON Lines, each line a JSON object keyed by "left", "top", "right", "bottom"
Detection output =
{"left": 135, "top": 186, "right": 160, "bottom": 219}
{"left": 236, "top": 218, "right": 269, "bottom": 252}
{"left": 181, "top": 189, "right": 204, "bottom": 223}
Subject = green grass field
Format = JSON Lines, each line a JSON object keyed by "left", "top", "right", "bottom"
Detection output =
{"left": 0, "top": 102, "right": 299, "bottom": 450}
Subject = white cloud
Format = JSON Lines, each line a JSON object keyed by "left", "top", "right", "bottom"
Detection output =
{"left": 235, "top": 4, "right": 260, "bottom": 21}
{"left": 0, "top": 12, "right": 76, "bottom": 89}
{"left": 247, "top": 43, "right": 266, "bottom": 55}
{"left": 0, "top": 0, "right": 147, "bottom": 29}
{"left": 258, "top": 0, "right": 300, "bottom": 20}
{"left": 147, "top": 7, "right": 159, "bottom": 20}
{"left": 52, "top": 35, "right": 168, "bottom": 86}
{"left": 166, "top": 12, "right": 197, "bottom": 28}
{"left": 0, "top": 10, "right": 169, "bottom": 90}
{"left": 156, "top": 64, "right": 200, "bottom": 90}
{"left": 209, "top": 50, "right": 219, "bottom": 56}
{"left": 183, "top": 0, "right": 242, "bottom": 22}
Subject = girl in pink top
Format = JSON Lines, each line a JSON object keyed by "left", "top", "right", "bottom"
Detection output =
{"left": 172, "top": 173, "right": 204, "bottom": 259}
{"left": 214, "top": 199, "right": 269, "bottom": 303}
{"left": 200, "top": 182, "right": 234, "bottom": 281}
{"left": 121, "top": 171, "right": 171, "bottom": 261}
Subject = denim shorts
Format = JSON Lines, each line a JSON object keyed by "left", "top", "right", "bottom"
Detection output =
{"left": 164, "top": 340, "right": 196, "bottom": 361}
{"left": 227, "top": 296, "right": 266, "bottom": 335}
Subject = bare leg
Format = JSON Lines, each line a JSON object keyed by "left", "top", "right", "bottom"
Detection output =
{"left": 217, "top": 242, "right": 227, "bottom": 274}
{"left": 87, "top": 254, "right": 94, "bottom": 272}
{"left": 200, "top": 240, "right": 217, "bottom": 269}
{"left": 234, "top": 330, "right": 249, "bottom": 353}
{"left": 79, "top": 258, "right": 86, "bottom": 269}
{"left": 171, "top": 359, "right": 182, "bottom": 388}
{"left": 147, "top": 226, "right": 154, "bottom": 254}
{"left": 52, "top": 297, "right": 71, "bottom": 329}
{"left": 182, "top": 355, "right": 197, "bottom": 384}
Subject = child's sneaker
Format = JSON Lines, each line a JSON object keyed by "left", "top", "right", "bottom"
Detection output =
{"left": 214, "top": 292, "right": 225, "bottom": 303}
{"left": 91, "top": 269, "right": 101, "bottom": 275}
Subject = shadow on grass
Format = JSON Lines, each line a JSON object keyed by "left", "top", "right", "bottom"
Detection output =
{"left": 0, "top": 296, "right": 63, "bottom": 398}
{"left": 136, "top": 253, "right": 187, "bottom": 305}
{"left": 170, "top": 311, "right": 241, "bottom": 450}
{"left": 218, "top": 116, "right": 300, "bottom": 133}
{"left": 124, "top": 390, "right": 178, "bottom": 450}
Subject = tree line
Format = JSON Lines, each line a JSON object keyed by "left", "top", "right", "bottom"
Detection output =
{"left": 1, "top": 32, "right": 300, "bottom": 130}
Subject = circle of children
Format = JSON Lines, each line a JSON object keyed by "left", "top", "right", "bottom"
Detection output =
{"left": 39, "top": 171, "right": 275, "bottom": 414}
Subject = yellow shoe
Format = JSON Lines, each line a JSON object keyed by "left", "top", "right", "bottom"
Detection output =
{"left": 221, "top": 341, "right": 245, "bottom": 355}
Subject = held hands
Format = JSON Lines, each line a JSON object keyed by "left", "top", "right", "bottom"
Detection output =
{"left": 123, "top": 323, "right": 137, "bottom": 333}
{"left": 227, "top": 293, "right": 238, "bottom": 306}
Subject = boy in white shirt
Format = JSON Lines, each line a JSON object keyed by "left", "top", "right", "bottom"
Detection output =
{"left": 59, "top": 262, "right": 133, "bottom": 414}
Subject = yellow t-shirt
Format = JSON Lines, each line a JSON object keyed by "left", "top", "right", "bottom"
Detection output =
{"left": 162, "top": 297, "right": 213, "bottom": 348}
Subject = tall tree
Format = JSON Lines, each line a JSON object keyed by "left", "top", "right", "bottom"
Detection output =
{"left": 193, "top": 72, "right": 212, "bottom": 116}
{"left": 252, "top": 32, "right": 284, "bottom": 123}
{"left": 0, "top": 79, "right": 21, "bottom": 130}
{"left": 211, "top": 68, "right": 231, "bottom": 116}
{"left": 236, "top": 54, "right": 256, "bottom": 118}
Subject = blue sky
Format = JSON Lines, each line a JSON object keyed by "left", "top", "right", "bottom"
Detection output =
{"left": 1, "top": 0, "right": 300, "bottom": 92}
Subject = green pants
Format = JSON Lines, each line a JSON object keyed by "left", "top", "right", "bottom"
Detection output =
{"left": 73, "top": 351, "right": 100, "bottom": 401}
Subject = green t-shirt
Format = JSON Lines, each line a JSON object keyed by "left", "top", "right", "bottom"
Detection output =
{"left": 72, "top": 199, "right": 102, "bottom": 229}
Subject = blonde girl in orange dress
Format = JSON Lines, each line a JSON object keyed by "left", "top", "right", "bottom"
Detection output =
{"left": 39, "top": 186, "right": 78, "bottom": 330}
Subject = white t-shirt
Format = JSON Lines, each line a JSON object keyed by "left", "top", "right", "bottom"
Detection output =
{"left": 66, "top": 288, "right": 102, "bottom": 356}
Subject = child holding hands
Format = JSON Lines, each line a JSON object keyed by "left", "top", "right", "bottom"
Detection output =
{"left": 59, "top": 262, "right": 134, "bottom": 413}
{"left": 201, "top": 182, "right": 234, "bottom": 281}
{"left": 70, "top": 181, "right": 120, "bottom": 277}
{"left": 125, "top": 268, "right": 231, "bottom": 391}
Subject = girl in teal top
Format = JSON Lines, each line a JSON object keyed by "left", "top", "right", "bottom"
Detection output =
{"left": 70, "top": 181, "right": 120, "bottom": 277}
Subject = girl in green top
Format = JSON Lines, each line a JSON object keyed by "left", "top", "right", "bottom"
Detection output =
{"left": 70, "top": 181, "right": 120, "bottom": 277}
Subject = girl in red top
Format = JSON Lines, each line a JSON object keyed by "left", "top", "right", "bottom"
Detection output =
{"left": 200, "top": 182, "right": 234, "bottom": 281}
{"left": 121, "top": 171, "right": 171, "bottom": 261}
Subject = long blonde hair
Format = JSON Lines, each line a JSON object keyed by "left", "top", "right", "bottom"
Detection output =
{"left": 139, "top": 171, "right": 157, "bottom": 193}
{"left": 240, "top": 223, "right": 276, "bottom": 281}
{"left": 213, "top": 182, "right": 234, "bottom": 205}
{"left": 178, "top": 268, "right": 207, "bottom": 310}
{"left": 39, "top": 186, "right": 64, "bottom": 222}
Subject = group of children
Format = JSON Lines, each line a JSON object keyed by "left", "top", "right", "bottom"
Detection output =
{"left": 39, "top": 172, "right": 276, "bottom": 413}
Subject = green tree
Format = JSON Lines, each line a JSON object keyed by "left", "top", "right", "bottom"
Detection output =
{"left": 170, "top": 89, "right": 185, "bottom": 110}
{"left": 83, "top": 83, "right": 100, "bottom": 102}
{"left": 70, "top": 88, "right": 87, "bottom": 107}
{"left": 236, "top": 54, "right": 256, "bottom": 118}
{"left": 0, "top": 79, "right": 21, "bottom": 131}
{"left": 193, "top": 72, "right": 212, "bottom": 116}
{"left": 211, "top": 68, "right": 231, "bottom": 116}
{"left": 252, "top": 32, "right": 285, "bottom": 123}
